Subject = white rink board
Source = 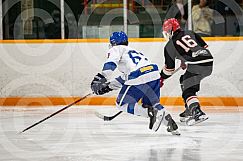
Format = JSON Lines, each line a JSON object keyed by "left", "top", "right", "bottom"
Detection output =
{"left": 0, "top": 106, "right": 243, "bottom": 161}
{"left": 0, "top": 40, "right": 243, "bottom": 97}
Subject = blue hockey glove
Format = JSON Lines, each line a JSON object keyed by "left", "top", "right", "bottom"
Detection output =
{"left": 91, "top": 73, "right": 113, "bottom": 95}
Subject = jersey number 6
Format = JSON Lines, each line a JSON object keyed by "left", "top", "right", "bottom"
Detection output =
{"left": 176, "top": 35, "right": 198, "bottom": 52}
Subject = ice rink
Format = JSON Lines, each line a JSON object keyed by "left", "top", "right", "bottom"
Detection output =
{"left": 1, "top": 105, "right": 243, "bottom": 161}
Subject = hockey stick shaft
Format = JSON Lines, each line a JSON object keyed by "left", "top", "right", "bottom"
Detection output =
{"left": 19, "top": 93, "right": 92, "bottom": 134}
{"left": 97, "top": 67, "right": 182, "bottom": 121}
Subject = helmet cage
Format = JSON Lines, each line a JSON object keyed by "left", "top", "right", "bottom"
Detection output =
{"left": 162, "top": 18, "right": 180, "bottom": 40}
{"left": 163, "top": 29, "right": 173, "bottom": 40}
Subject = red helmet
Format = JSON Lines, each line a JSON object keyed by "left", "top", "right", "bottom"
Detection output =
{"left": 162, "top": 18, "right": 181, "bottom": 39}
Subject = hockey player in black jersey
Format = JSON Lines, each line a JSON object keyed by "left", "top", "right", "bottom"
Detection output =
{"left": 160, "top": 18, "right": 213, "bottom": 126}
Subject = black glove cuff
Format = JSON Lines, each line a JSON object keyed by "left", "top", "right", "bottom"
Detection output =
{"left": 160, "top": 70, "right": 171, "bottom": 79}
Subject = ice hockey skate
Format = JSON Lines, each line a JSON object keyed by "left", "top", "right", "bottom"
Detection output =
{"left": 186, "top": 103, "right": 208, "bottom": 126}
{"left": 148, "top": 107, "right": 180, "bottom": 135}
{"left": 179, "top": 105, "right": 191, "bottom": 122}
{"left": 165, "top": 113, "right": 181, "bottom": 135}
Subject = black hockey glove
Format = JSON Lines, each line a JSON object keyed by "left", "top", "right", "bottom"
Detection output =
{"left": 91, "top": 73, "right": 113, "bottom": 95}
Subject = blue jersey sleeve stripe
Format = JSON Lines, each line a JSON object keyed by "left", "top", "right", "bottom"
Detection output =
{"left": 102, "top": 62, "right": 117, "bottom": 71}
{"left": 115, "top": 76, "right": 125, "bottom": 85}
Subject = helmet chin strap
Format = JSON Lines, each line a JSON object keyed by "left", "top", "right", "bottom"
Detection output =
{"left": 108, "top": 44, "right": 113, "bottom": 49}
{"left": 170, "top": 30, "right": 174, "bottom": 39}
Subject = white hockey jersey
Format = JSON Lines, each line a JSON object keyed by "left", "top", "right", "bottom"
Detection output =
{"left": 101, "top": 45, "right": 160, "bottom": 88}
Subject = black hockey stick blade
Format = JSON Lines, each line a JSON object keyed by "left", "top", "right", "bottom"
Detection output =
{"left": 19, "top": 93, "right": 92, "bottom": 134}
{"left": 95, "top": 111, "right": 123, "bottom": 121}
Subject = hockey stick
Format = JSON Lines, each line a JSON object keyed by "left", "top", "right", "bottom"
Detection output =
{"left": 19, "top": 93, "right": 92, "bottom": 134}
{"left": 95, "top": 66, "right": 182, "bottom": 121}
{"left": 95, "top": 111, "right": 123, "bottom": 121}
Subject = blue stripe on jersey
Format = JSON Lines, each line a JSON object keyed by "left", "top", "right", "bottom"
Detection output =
{"left": 115, "top": 76, "right": 125, "bottom": 85}
{"left": 102, "top": 62, "right": 117, "bottom": 71}
{"left": 127, "top": 104, "right": 135, "bottom": 114}
{"left": 128, "top": 64, "right": 158, "bottom": 80}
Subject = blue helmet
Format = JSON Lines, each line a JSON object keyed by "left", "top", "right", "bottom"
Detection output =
{"left": 109, "top": 31, "right": 128, "bottom": 46}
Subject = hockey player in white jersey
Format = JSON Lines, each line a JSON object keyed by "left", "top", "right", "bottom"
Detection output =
{"left": 91, "top": 31, "right": 180, "bottom": 135}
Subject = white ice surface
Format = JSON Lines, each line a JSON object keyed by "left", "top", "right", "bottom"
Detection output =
{"left": 0, "top": 106, "right": 243, "bottom": 161}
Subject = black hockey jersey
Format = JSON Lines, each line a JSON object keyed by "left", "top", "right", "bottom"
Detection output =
{"left": 163, "top": 30, "right": 213, "bottom": 73}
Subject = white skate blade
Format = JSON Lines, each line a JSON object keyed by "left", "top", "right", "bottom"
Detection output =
{"left": 186, "top": 115, "right": 209, "bottom": 126}
{"left": 171, "top": 130, "right": 181, "bottom": 136}
{"left": 180, "top": 116, "right": 190, "bottom": 122}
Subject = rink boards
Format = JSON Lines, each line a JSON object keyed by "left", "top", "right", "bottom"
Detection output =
{"left": 0, "top": 37, "right": 243, "bottom": 108}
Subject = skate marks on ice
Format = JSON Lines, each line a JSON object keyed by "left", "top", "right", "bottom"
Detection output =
{"left": 0, "top": 106, "right": 243, "bottom": 161}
